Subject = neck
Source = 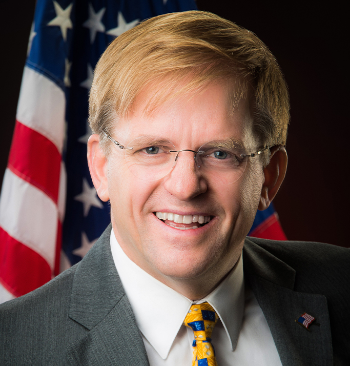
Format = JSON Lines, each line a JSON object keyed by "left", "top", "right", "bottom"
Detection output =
{"left": 158, "top": 264, "right": 237, "bottom": 300}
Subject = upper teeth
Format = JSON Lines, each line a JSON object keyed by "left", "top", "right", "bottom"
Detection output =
{"left": 155, "top": 212, "right": 211, "bottom": 224}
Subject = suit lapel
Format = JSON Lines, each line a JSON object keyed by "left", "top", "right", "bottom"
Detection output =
{"left": 244, "top": 238, "right": 333, "bottom": 366}
{"left": 66, "top": 225, "right": 149, "bottom": 366}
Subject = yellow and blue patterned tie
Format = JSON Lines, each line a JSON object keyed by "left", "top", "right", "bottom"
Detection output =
{"left": 184, "top": 302, "right": 219, "bottom": 366}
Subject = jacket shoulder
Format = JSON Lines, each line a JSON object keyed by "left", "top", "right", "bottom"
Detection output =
{"left": 244, "top": 237, "right": 350, "bottom": 301}
{"left": 0, "top": 262, "right": 77, "bottom": 313}
{"left": 244, "top": 238, "right": 350, "bottom": 365}
{"left": 0, "top": 264, "right": 88, "bottom": 365}
{"left": 0, "top": 225, "right": 114, "bottom": 365}
{"left": 245, "top": 238, "right": 350, "bottom": 277}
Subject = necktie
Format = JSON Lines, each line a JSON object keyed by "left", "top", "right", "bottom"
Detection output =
{"left": 183, "top": 302, "right": 219, "bottom": 366}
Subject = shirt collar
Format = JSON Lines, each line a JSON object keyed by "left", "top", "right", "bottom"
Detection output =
{"left": 110, "top": 229, "right": 244, "bottom": 359}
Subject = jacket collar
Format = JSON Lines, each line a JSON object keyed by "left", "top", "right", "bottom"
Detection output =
{"left": 243, "top": 237, "right": 296, "bottom": 289}
{"left": 67, "top": 224, "right": 149, "bottom": 365}
{"left": 243, "top": 237, "right": 333, "bottom": 366}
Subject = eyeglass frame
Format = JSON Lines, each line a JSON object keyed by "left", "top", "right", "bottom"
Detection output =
{"left": 102, "top": 130, "right": 272, "bottom": 161}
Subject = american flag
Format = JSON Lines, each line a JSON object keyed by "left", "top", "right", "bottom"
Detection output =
{"left": 297, "top": 313, "right": 316, "bottom": 329}
{"left": 0, "top": 0, "right": 285, "bottom": 304}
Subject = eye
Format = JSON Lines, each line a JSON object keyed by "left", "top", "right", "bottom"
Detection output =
{"left": 203, "top": 147, "right": 244, "bottom": 167}
{"left": 212, "top": 150, "right": 228, "bottom": 159}
{"left": 143, "top": 146, "right": 160, "bottom": 155}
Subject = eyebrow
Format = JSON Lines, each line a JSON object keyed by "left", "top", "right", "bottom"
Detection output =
{"left": 129, "top": 135, "right": 174, "bottom": 145}
{"left": 209, "top": 139, "right": 245, "bottom": 149}
{"left": 127, "top": 134, "right": 245, "bottom": 149}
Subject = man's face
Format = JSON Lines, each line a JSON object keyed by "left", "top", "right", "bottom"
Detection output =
{"left": 95, "top": 79, "right": 266, "bottom": 293}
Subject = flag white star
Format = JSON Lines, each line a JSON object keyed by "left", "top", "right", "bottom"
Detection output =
{"left": 27, "top": 22, "right": 36, "bottom": 55}
{"left": 74, "top": 178, "right": 103, "bottom": 216}
{"left": 83, "top": 4, "right": 106, "bottom": 43}
{"left": 80, "top": 64, "right": 94, "bottom": 89}
{"left": 106, "top": 12, "right": 139, "bottom": 38}
{"left": 64, "top": 59, "right": 72, "bottom": 87}
{"left": 78, "top": 119, "right": 92, "bottom": 144}
{"left": 73, "top": 232, "right": 97, "bottom": 258}
{"left": 47, "top": 1, "right": 73, "bottom": 41}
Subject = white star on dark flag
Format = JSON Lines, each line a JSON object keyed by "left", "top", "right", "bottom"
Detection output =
{"left": 47, "top": 1, "right": 73, "bottom": 41}
{"left": 27, "top": 22, "right": 36, "bottom": 55}
{"left": 64, "top": 59, "right": 72, "bottom": 87}
{"left": 74, "top": 178, "right": 103, "bottom": 216}
{"left": 78, "top": 119, "right": 92, "bottom": 144}
{"left": 73, "top": 232, "right": 97, "bottom": 258}
{"left": 106, "top": 12, "right": 139, "bottom": 37}
{"left": 83, "top": 4, "right": 106, "bottom": 43}
{"left": 80, "top": 64, "right": 94, "bottom": 90}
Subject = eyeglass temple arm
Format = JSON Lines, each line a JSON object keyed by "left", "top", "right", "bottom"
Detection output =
{"left": 102, "top": 130, "right": 133, "bottom": 150}
{"left": 244, "top": 144, "right": 285, "bottom": 158}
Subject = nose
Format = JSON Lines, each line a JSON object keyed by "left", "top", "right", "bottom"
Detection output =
{"left": 163, "top": 150, "right": 208, "bottom": 201}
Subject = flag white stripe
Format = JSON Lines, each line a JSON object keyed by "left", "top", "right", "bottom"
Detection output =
{"left": 0, "top": 169, "right": 58, "bottom": 270}
{"left": 16, "top": 66, "right": 66, "bottom": 153}
{"left": 58, "top": 161, "right": 67, "bottom": 222}
{"left": 0, "top": 283, "right": 15, "bottom": 303}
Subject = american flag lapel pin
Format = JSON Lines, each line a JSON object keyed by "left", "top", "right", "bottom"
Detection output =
{"left": 295, "top": 312, "right": 320, "bottom": 331}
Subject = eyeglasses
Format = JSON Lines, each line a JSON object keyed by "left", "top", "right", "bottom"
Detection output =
{"left": 103, "top": 131, "right": 270, "bottom": 183}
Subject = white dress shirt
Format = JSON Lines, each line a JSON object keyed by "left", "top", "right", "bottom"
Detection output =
{"left": 110, "top": 230, "right": 282, "bottom": 365}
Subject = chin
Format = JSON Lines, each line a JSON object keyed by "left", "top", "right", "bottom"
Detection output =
{"left": 148, "top": 247, "right": 223, "bottom": 281}
{"left": 160, "top": 264, "right": 209, "bottom": 281}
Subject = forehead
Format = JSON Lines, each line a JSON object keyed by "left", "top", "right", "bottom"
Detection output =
{"left": 114, "top": 78, "right": 255, "bottom": 147}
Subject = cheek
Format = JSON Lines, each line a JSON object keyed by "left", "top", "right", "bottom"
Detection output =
{"left": 107, "top": 162, "right": 134, "bottom": 224}
{"left": 107, "top": 161, "right": 157, "bottom": 221}
{"left": 240, "top": 164, "right": 265, "bottom": 214}
{"left": 217, "top": 166, "right": 263, "bottom": 214}
{"left": 107, "top": 162, "right": 124, "bottom": 198}
{"left": 219, "top": 163, "right": 264, "bottom": 236}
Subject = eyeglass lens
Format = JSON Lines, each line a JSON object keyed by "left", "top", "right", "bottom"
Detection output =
{"left": 118, "top": 136, "right": 249, "bottom": 183}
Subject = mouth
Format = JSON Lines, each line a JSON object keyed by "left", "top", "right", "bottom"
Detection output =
{"left": 154, "top": 212, "right": 212, "bottom": 230}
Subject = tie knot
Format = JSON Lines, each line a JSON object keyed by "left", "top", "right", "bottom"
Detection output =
{"left": 183, "top": 302, "right": 219, "bottom": 341}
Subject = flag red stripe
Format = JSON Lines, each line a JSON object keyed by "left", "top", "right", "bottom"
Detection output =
{"left": 8, "top": 121, "right": 61, "bottom": 204}
{"left": 249, "top": 213, "right": 287, "bottom": 240}
{"left": 54, "top": 220, "right": 62, "bottom": 276}
{"left": 0, "top": 227, "right": 51, "bottom": 297}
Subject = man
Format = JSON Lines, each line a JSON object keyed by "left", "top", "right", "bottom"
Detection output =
{"left": 0, "top": 10, "right": 349, "bottom": 366}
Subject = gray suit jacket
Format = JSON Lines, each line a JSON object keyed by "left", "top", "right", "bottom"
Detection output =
{"left": 0, "top": 225, "right": 349, "bottom": 365}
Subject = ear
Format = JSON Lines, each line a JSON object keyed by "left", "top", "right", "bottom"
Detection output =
{"left": 87, "top": 134, "right": 109, "bottom": 202}
{"left": 258, "top": 146, "right": 288, "bottom": 210}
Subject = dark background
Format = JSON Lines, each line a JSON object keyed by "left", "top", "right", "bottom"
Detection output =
{"left": 0, "top": 1, "right": 349, "bottom": 247}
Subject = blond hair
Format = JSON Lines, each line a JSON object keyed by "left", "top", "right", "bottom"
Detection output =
{"left": 89, "top": 11, "right": 289, "bottom": 153}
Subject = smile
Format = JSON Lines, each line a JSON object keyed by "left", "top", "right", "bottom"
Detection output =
{"left": 155, "top": 212, "right": 211, "bottom": 230}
